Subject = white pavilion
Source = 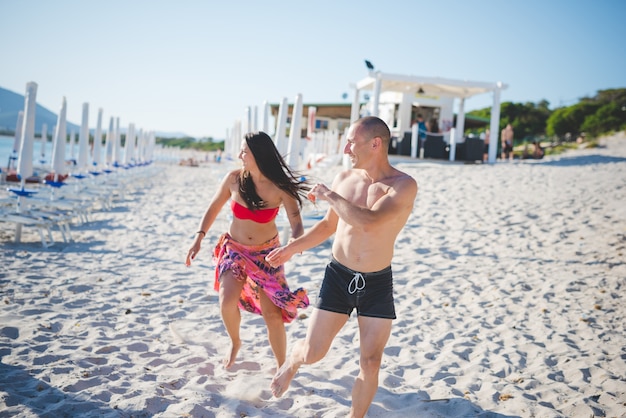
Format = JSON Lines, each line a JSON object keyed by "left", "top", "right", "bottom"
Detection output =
{"left": 351, "top": 70, "right": 507, "bottom": 164}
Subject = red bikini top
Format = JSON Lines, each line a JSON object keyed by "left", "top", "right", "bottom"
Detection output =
{"left": 231, "top": 200, "right": 280, "bottom": 223}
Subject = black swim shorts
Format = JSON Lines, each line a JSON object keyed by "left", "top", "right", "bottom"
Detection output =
{"left": 316, "top": 257, "right": 396, "bottom": 319}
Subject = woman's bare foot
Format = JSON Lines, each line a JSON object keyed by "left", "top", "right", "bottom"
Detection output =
{"left": 271, "top": 361, "right": 297, "bottom": 397}
{"left": 224, "top": 338, "right": 241, "bottom": 369}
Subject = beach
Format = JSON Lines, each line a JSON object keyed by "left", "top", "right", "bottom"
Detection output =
{"left": 1, "top": 133, "right": 625, "bottom": 417}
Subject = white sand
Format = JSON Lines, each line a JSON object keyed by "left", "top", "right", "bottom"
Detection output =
{"left": 1, "top": 133, "right": 625, "bottom": 417}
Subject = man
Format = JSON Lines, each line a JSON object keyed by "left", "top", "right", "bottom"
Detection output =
{"left": 415, "top": 113, "right": 427, "bottom": 141}
{"left": 501, "top": 123, "right": 514, "bottom": 161}
{"left": 482, "top": 128, "right": 490, "bottom": 163}
{"left": 265, "top": 116, "right": 418, "bottom": 417}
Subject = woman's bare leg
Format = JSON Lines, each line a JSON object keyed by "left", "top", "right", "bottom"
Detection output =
{"left": 218, "top": 270, "right": 245, "bottom": 368}
{"left": 259, "top": 290, "right": 286, "bottom": 368}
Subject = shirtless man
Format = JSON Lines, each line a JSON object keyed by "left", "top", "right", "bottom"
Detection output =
{"left": 501, "top": 123, "right": 514, "bottom": 161}
{"left": 265, "top": 116, "right": 418, "bottom": 418}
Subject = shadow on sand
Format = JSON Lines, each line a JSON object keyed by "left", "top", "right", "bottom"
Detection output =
{"left": 369, "top": 389, "right": 521, "bottom": 417}
{"left": 0, "top": 361, "right": 147, "bottom": 417}
{"left": 537, "top": 153, "right": 626, "bottom": 167}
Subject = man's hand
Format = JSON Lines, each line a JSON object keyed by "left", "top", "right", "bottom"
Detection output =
{"left": 308, "top": 183, "right": 330, "bottom": 203}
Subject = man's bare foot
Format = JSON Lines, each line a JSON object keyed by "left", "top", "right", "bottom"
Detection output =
{"left": 271, "top": 361, "right": 297, "bottom": 397}
{"left": 224, "top": 339, "right": 241, "bottom": 369}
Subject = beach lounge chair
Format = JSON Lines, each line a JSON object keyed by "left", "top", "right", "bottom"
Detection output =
{"left": 0, "top": 210, "right": 55, "bottom": 248}
{"left": 2, "top": 187, "right": 74, "bottom": 246}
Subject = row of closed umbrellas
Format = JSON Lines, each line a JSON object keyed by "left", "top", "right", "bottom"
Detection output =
{"left": 10, "top": 81, "right": 157, "bottom": 186}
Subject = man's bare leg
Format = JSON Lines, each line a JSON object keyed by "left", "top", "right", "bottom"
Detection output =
{"left": 271, "top": 308, "right": 347, "bottom": 397}
{"left": 218, "top": 271, "right": 245, "bottom": 368}
{"left": 349, "top": 316, "right": 392, "bottom": 418}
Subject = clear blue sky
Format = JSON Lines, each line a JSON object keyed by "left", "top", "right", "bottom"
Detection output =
{"left": 2, "top": 0, "right": 625, "bottom": 139}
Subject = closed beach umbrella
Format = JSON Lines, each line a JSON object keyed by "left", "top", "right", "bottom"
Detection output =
{"left": 136, "top": 128, "right": 144, "bottom": 164}
{"left": 262, "top": 101, "right": 270, "bottom": 133}
{"left": 147, "top": 131, "right": 155, "bottom": 162}
{"left": 11, "top": 82, "right": 37, "bottom": 244}
{"left": 39, "top": 123, "right": 48, "bottom": 162}
{"left": 77, "top": 102, "right": 90, "bottom": 173}
{"left": 69, "top": 131, "right": 76, "bottom": 162}
{"left": 104, "top": 116, "right": 114, "bottom": 166}
{"left": 253, "top": 106, "right": 258, "bottom": 132}
{"left": 12, "top": 111, "right": 24, "bottom": 154}
{"left": 307, "top": 106, "right": 316, "bottom": 139}
{"left": 287, "top": 93, "right": 303, "bottom": 169}
{"left": 51, "top": 97, "right": 68, "bottom": 179}
{"left": 274, "top": 97, "right": 288, "bottom": 155}
{"left": 124, "top": 123, "right": 135, "bottom": 166}
{"left": 9, "top": 111, "right": 24, "bottom": 169}
{"left": 16, "top": 82, "right": 37, "bottom": 182}
{"left": 113, "top": 117, "right": 121, "bottom": 165}
{"left": 92, "top": 108, "right": 103, "bottom": 168}
{"left": 244, "top": 107, "right": 251, "bottom": 134}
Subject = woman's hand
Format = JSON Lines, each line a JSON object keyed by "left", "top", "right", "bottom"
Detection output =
{"left": 185, "top": 237, "right": 202, "bottom": 267}
{"left": 265, "top": 246, "right": 294, "bottom": 267}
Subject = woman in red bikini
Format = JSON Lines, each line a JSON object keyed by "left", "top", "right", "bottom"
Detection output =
{"left": 185, "top": 131, "right": 311, "bottom": 369}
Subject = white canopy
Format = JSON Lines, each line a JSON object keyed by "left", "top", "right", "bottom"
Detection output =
{"left": 356, "top": 71, "right": 507, "bottom": 99}
{"left": 352, "top": 71, "right": 507, "bottom": 163}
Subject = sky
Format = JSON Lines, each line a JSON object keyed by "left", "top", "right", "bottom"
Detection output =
{"left": 2, "top": 0, "right": 625, "bottom": 139}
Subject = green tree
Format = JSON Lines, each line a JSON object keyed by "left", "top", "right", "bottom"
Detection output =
{"left": 546, "top": 105, "right": 584, "bottom": 138}
{"left": 545, "top": 92, "right": 620, "bottom": 139}
{"left": 156, "top": 136, "right": 224, "bottom": 152}
{"left": 469, "top": 100, "right": 551, "bottom": 143}
{"left": 469, "top": 88, "right": 625, "bottom": 143}
{"left": 581, "top": 101, "right": 626, "bottom": 137}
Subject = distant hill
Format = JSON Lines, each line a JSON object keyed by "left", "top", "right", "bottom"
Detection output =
{"left": 153, "top": 130, "right": 193, "bottom": 139}
{"left": 0, "top": 86, "right": 81, "bottom": 135}
{"left": 0, "top": 86, "right": 192, "bottom": 139}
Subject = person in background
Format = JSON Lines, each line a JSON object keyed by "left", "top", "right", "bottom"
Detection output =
{"left": 266, "top": 116, "right": 418, "bottom": 418}
{"left": 501, "top": 123, "right": 514, "bottom": 161}
{"left": 532, "top": 140, "right": 544, "bottom": 159}
{"left": 411, "top": 114, "right": 428, "bottom": 156}
{"left": 185, "top": 131, "right": 311, "bottom": 369}
{"left": 415, "top": 113, "right": 427, "bottom": 141}
{"left": 427, "top": 117, "right": 440, "bottom": 134}
{"left": 522, "top": 140, "right": 544, "bottom": 160}
{"left": 482, "top": 128, "right": 491, "bottom": 162}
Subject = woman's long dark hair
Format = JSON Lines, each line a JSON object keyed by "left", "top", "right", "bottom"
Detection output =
{"left": 238, "top": 131, "right": 310, "bottom": 210}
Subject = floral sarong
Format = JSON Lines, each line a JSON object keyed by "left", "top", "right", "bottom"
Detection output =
{"left": 213, "top": 233, "right": 309, "bottom": 323}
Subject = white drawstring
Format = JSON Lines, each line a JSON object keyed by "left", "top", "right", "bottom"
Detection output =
{"left": 348, "top": 272, "right": 365, "bottom": 294}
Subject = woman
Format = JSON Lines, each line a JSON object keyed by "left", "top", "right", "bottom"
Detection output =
{"left": 185, "top": 131, "right": 310, "bottom": 369}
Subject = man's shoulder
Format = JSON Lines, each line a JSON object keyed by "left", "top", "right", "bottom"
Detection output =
{"left": 392, "top": 167, "right": 416, "bottom": 182}
{"left": 330, "top": 168, "right": 354, "bottom": 189}
{"left": 334, "top": 168, "right": 358, "bottom": 181}
{"left": 391, "top": 169, "right": 418, "bottom": 197}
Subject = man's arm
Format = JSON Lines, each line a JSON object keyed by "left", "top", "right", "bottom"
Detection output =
{"left": 265, "top": 199, "right": 338, "bottom": 266}
{"left": 317, "top": 175, "right": 417, "bottom": 229}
